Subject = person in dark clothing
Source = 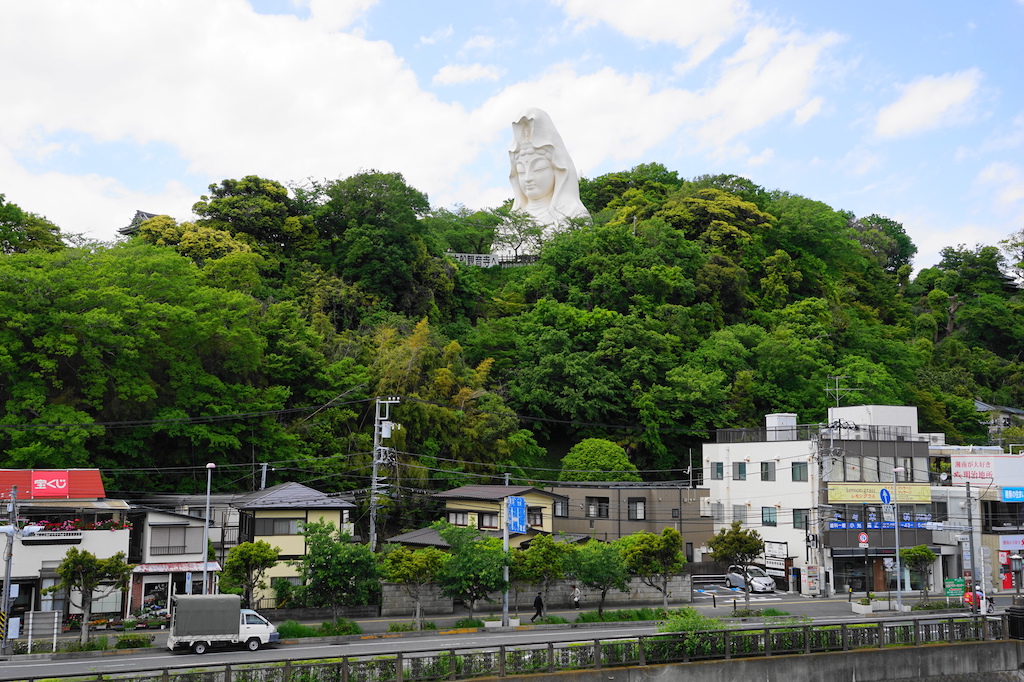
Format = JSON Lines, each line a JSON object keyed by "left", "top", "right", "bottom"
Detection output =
{"left": 531, "top": 592, "right": 544, "bottom": 622}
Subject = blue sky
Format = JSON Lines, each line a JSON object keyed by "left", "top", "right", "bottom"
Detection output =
{"left": 2, "top": 0, "right": 1022, "bottom": 270}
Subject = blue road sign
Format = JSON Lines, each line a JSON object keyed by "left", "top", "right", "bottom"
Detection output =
{"left": 507, "top": 496, "right": 527, "bottom": 534}
{"left": 880, "top": 488, "right": 891, "bottom": 505}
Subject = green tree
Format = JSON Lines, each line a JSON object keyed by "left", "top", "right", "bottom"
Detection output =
{"left": 566, "top": 540, "right": 630, "bottom": 616}
{"left": 558, "top": 438, "right": 641, "bottom": 482}
{"left": 520, "top": 534, "right": 573, "bottom": 613}
{"left": 0, "top": 193, "right": 64, "bottom": 253}
{"left": 293, "top": 520, "right": 379, "bottom": 619}
{"left": 218, "top": 541, "right": 280, "bottom": 608}
{"left": 45, "top": 548, "right": 132, "bottom": 645}
{"left": 899, "top": 544, "right": 937, "bottom": 599}
{"left": 433, "top": 521, "right": 508, "bottom": 618}
{"left": 620, "top": 527, "right": 685, "bottom": 609}
{"left": 380, "top": 545, "right": 450, "bottom": 629}
{"left": 706, "top": 520, "right": 765, "bottom": 611}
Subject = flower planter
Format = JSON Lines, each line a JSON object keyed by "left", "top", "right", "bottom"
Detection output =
{"left": 851, "top": 602, "right": 873, "bottom": 615}
{"left": 509, "top": 618, "right": 521, "bottom": 627}
{"left": 483, "top": 620, "right": 502, "bottom": 629}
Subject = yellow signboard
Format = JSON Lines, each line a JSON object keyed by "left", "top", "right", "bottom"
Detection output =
{"left": 828, "top": 483, "right": 931, "bottom": 503}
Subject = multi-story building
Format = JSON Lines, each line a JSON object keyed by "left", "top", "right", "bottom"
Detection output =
{"left": 0, "top": 469, "right": 131, "bottom": 620}
{"left": 235, "top": 481, "right": 356, "bottom": 604}
{"left": 704, "top": 406, "right": 958, "bottom": 595}
{"left": 387, "top": 485, "right": 571, "bottom": 549}
{"left": 541, "top": 481, "right": 710, "bottom": 562}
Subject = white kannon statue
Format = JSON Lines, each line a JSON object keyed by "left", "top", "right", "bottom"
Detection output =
{"left": 507, "top": 108, "right": 590, "bottom": 233}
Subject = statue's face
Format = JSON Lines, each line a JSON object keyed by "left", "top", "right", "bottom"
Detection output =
{"left": 516, "top": 154, "right": 555, "bottom": 203}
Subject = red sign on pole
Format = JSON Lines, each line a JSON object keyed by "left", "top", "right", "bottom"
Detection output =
{"left": 31, "top": 470, "right": 70, "bottom": 498}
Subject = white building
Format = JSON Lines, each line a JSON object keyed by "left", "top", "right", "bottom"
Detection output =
{"left": 703, "top": 407, "right": 959, "bottom": 597}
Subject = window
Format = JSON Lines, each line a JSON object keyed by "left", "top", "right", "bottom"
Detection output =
{"left": 254, "top": 518, "right": 302, "bottom": 536}
{"left": 710, "top": 462, "right": 724, "bottom": 480}
{"left": 553, "top": 501, "right": 568, "bottom": 518}
{"left": 527, "top": 507, "right": 543, "bottom": 526}
{"left": 447, "top": 511, "right": 468, "bottom": 526}
{"left": 792, "top": 461, "right": 808, "bottom": 482}
{"left": 793, "top": 508, "right": 810, "bottom": 530}
{"left": 150, "top": 526, "right": 203, "bottom": 555}
{"left": 733, "top": 505, "right": 747, "bottom": 525}
{"left": 478, "top": 513, "right": 498, "bottom": 529}
{"left": 761, "top": 507, "right": 777, "bottom": 526}
{"left": 760, "top": 461, "right": 776, "bottom": 481}
{"left": 671, "top": 508, "right": 680, "bottom": 519}
{"left": 711, "top": 502, "right": 724, "bottom": 522}
{"left": 628, "top": 498, "right": 646, "bottom": 520}
{"left": 733, "top": 462, "right": 746, "bottom": 480}
{"left": 685, "top": 542, "right": 694, "bottom": 563}
{"left": 585, "top": 497, "right": 609, "bottom": 518}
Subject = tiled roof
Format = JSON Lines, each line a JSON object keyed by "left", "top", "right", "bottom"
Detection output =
{"left": 233, "top": 482, "right": 355, "bottom": 510}
{"left": 434, "top": 485, "right": 567, "bottom": 501}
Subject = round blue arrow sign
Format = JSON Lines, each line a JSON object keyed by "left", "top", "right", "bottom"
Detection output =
{"left": 880, "top": 488, "right": 891, "bottom": 504}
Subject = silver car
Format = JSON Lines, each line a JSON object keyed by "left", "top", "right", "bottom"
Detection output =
{"left": 725, "top": 565, "right": 776, "bottom": 592}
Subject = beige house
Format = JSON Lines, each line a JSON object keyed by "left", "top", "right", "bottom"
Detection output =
{"left": 542, "top": 481, "right": 710, "bottom": 561}
{"left": 234, "top": 482, "right": 356, "bottom": 605}
{"left": 387, "top": 485, "right": 572, "bottom": 549}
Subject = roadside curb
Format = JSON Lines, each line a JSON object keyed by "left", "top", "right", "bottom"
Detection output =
{"left": 1, "top": 619, "right": 660, "bottom": 661}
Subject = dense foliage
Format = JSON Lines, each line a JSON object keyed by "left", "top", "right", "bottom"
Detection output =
{"left": 1, "top": 164, "right": 1022, "bottom": 537}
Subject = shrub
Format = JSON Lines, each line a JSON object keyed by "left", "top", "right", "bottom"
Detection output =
{"left": 575, "top": 607, "right": 667, "bottom": 623}
{"left": 319, "top": 617, "right": 362, "bottom": 636}
{"left": 388, "top": 622, "right": 416, "bottom": 632}
{"left": 454, "top": 618, "right": 484, "bottom": 628}
{"left": 912, "top": 599, "right": 963, "bottom": 611}
{"left": 115, "top": 633, "right": 154, "bottom": 649}
{"left": 421, "top": 621, "right": 437, "bottom": 630}
{"left": 659, "top": 607, "right": 726, "bottom": 634}
{"left": 277, "top": 620, "right": 319, "bottom": 638}
{"left": 760, "top": 608, "right": 790, "bottom": 617}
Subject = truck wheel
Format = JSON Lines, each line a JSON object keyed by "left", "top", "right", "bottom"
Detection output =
{"left": 246, "top": 637, "right": 261, "bottom": 652}
{"left": 192, "top": 641, "right": 209, "bottom": 655}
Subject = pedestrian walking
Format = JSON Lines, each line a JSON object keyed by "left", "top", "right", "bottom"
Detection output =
{"left": 571, "top": 585, "right": 581, "bottom": 609}
{"left": 531, "top": 592, "right": 544, "bottom": 622}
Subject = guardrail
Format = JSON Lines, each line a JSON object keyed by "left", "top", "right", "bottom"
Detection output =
{"left": 0, "top": 614, "right": 1006, "bottom": 682}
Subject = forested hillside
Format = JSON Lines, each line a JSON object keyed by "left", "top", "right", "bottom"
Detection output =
{"left": 1, "top": 167, "right": 1022, "bottom": 534}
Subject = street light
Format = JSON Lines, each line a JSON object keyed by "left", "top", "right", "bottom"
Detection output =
{"left": 201, "top": 463, "right": 216, "bottom": 595}
{"left": 893, "top": 466, "right": 905, "bottom": 612}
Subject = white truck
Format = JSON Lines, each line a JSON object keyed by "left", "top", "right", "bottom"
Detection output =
{"left": 167, "top": 594, "right": 280, "bottom": 654}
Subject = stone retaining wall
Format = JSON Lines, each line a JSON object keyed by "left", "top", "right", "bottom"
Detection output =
{"left": 381, "top": 574, "right": 692, "bottom": 617}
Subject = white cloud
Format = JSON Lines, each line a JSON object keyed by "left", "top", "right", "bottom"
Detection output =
{"left": 875, "top": 69, "right": 982, "bottom": 138}
{"left": 418, "top": 24, "right": 454, "bottom": 46}
{"left": 839, "top": 147, "right": 884, "bottom": 176}
{"left": 746, "top": 148, "right": 774, "bottom": 166}
{"left": 555, "top": 0, "right": 748, "bottom": 68}
{"left": 975, "top": 162, "right": 1024, "bottom": 209}
{"left": 462, "top": 35, "right": 495, "bottom": 51}
{"left": 693, "top": 26, "right": 843, "bottom": 150}
{"left": 304, "top": 0, "right": 377, "bottom": 31}
{"left": 794, "top": 97, "right": 823, "bottom": 125}
{"left": 433, "top": 63, "right": 502, "bottom": 85}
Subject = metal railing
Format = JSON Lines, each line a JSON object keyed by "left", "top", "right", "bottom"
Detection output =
{"left": 0, "top": 614, "right": 1006, "bottom": 682}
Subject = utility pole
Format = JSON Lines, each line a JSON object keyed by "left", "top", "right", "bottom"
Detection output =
{"left": 502, "top": 472, "right": 510, "bottom": 627}
{"left": 2, "top": 486, "right": 17, "bottom": 655}
{"left": 966, "top": 481, "right": 979, "bottom": 614}
{"left": 368, "top": 397, "right": 401, "bottom": 551}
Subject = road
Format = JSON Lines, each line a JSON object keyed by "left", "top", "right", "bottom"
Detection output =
{"left": 0, "top": 590, "right": 968, "bottom": 681}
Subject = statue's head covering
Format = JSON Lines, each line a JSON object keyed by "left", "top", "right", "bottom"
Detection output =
{"left": 508, "top": 108, "right": 589, "bottom": 226}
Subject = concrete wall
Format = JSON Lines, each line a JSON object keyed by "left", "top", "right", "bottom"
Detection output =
{"left": 381, "top": 574, "right": 692, "bottom": 617}
{"left": 514, "top": 640, "right": 1023, "bottom": 682}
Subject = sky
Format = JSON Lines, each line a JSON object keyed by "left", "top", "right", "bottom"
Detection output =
{"left": 2, "top": 0, "right": 1023, "bottom": 270}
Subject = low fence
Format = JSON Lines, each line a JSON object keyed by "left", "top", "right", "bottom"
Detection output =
{"left": 3, "top": 614, "right": 1007, "bottom": 682}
